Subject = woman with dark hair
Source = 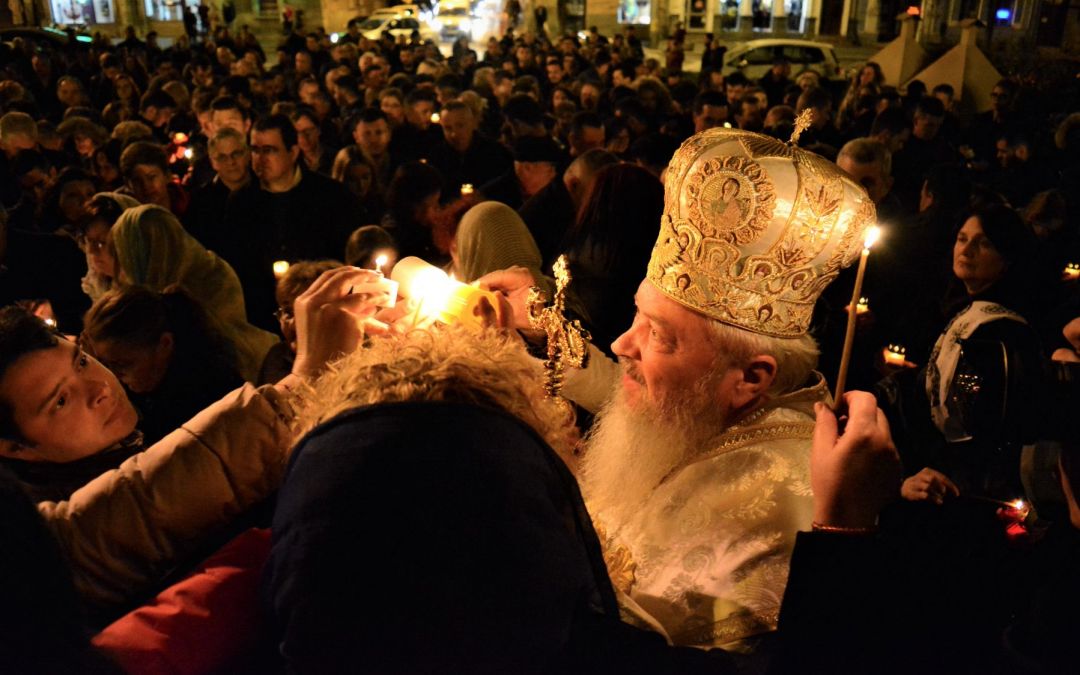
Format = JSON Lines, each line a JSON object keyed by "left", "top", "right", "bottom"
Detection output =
{"left": 290, "top": 105, "right": 336, "bottom": 176}
{"left": 382, "top": 160, "right": 445, "bottom": 263}
{"left": 91, "top": 139, "right": 125, "bottom": 190}
{"left": 82, "top": 286, "right": 244, "bottom": 446}
{"left": 890, "top": 203, "right": 1046, "bottom": 504}
{"left": 561, "top": 163, "right": 664, "bottom": 354}
{"left": 331, "top": 145, "right": 384, "bottom": 223}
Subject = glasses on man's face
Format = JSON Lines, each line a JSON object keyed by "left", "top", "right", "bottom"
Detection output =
{"left": 273, "top": 307, "right": 294, "bottom": 323}
{"left": 296, "top": 126, "right": 319, "bottom": 138}
{"left": 990, "top": 91, "right": 1007, "bottom": 99}
{"left": 211, "top": 149, "right": 247, "bottom": 163}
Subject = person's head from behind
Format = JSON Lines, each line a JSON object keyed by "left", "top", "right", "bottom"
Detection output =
{"left": 250, "top": 114, "right": 300, "bottom": 190}
{"left": 387, "top": 161, "right": 443, "bottom": 229}
{"left": 912, "top": 96, "right": 945, "bottom": 141}
{"left": 795, "top": 87, "right": 832, "bottom": 130}
{"left": 0, "top": 307, "right": 138, "bottom": 462}
{"left": 563, "top": 147, "right": 619, "bottom": 207}
{"left": 275, "top": 260, "right": 341, "bottom": 350}
{"left": 345, "top": 225, "right": 397, "bottom": 270}
{"left": 439, "top": 100, "right": 477, "bottom": 154}
{"left": 567, "top": 111, "right": 605, "bottom": 157}
{"left": 82, "top": 286, "right": 188, "bottom": 394}
{"left": 837, "top": 138, "right": 892, "bottom": 206}
{"left": 512, "top": 136, "right": 561, "bottom": 198}
{"left": 953, "top": 202, "right": 1034, "bottom": 296}
{"left": 870, "top": 106, "right": 910, "bottom": 155}
{"left": 120, "top": 141, "right": 171, "bottom": 209}
{"left": 932, "top": 83, "right": 954, "bottom": 110}
{"left": 1022, "top": 189, "right": 1067, "bottom": 241}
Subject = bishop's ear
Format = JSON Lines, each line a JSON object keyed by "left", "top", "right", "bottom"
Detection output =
{"left": 731, "top": 354, "right": 777, "bottom": 408}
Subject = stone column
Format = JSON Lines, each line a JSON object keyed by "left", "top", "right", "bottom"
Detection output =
{"left": 772, "top": 0, "right": 786, "bottom": 33}
{"left": 739, "top": 0, "right": 753, "bottom": 35}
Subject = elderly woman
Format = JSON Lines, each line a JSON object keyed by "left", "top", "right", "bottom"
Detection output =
{"left": 109, "top": 204, "right": 277, "bottom": 381}
{"left": 895, "top": 202, "right": 1045, "bottom": 504}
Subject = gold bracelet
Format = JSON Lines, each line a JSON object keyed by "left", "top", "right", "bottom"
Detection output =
{"left": 811, "top": 521, "right": 877, "bottom": 535}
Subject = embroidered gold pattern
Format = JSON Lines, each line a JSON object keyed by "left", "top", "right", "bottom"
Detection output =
{"left": 648, "top": 128, "right": 877, "bottom": 337}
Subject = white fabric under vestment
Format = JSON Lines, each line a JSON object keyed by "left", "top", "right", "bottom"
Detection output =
{"left": 594, "top": 376, "right": 826, "bottom": 649}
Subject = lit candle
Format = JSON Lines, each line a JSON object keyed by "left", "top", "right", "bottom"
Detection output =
{"left": 460, "top": 183, "right": 474, "bottom": 196}
{"left": 391, "top": 256, "right": 503, "bottom": 329}
{"left": 44, "top": 317, "right": 57, "bottom": 328}
{"left": 370, "top": 253, "right": 398, "bottom": 308}
{"left": 883, "top": 344, "right": 907, "bottom": 367}
{"left": 273, "top": 260, "right": 290, "bottom": 280}
{"left": 857, "top": 297, "right": 869, "bottom": 314}
{"left": 834, "top": 225, "right": 882, "bottom": 405}
{"left": 430, "top": 112, "right": 441, "bottom": 124}
{"left": 172, "top": 132, "right": 189, "bottom": 144}
{"left": 183, "top": 147, "right": 194, "bottom": 160}
{"left": 1064, "top": 263, "right": 1079, "bottom": 280}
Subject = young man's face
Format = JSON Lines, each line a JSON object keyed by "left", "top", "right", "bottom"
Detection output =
{"left": 0, "top": 339, "right": 138, "bottom": 463}
{"left": 250, "top": 128, "right": 299, "bottom": 187}
{"left": 354, "top": 119, "right": 391, "bottom": 158}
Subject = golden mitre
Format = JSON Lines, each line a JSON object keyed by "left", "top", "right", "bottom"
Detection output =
{"left": 647, "top": 127, "right": 877, "bottom": 338}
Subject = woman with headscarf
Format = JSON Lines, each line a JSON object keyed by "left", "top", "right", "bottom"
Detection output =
{"left": 451, "top": 201, "right": 547, "bottom": 287}
{"left": 110, "top": 204, "right": 277, "bottom": 381}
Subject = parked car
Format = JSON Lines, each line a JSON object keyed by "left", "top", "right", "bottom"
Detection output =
{"left": 358, "top": 14, "right": 439, "bottom": 42}
{"left": 434, "top": 2, "right": 473, "bottom": 40}
{"left": 721, "top": 39, "right": 841, "bottom": 81}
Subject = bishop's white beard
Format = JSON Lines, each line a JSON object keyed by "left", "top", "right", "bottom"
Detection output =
{"left": 579, "top": 372, "right": 728, "bottom": 534}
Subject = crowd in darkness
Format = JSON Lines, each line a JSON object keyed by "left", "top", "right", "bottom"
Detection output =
{"left": 0, "top": 14, "right": 1078, "bottom": 672}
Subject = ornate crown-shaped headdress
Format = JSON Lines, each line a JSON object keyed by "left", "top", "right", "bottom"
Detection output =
{"left": 647, "top": 126, "right": 877, "bottom": 338}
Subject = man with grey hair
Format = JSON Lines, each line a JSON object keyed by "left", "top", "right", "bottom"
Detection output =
{"left": 184, "top": 127, "right": 252, "bottom": 249}
{"left": 482, "top": 127, "right": 877, "bottom": 651}
{"left": 837, "top": 137, "right": 908, "bottom": 228}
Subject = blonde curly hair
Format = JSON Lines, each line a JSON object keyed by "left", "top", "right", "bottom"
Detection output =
{"left": 292, "top": 327, "right": 576, "bottom": 457}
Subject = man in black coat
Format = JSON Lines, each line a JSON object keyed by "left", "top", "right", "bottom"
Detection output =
{"left": 220, "top": 114, "right": 358, "bottom": 330}
{"left": 427, "top": 100, "right": 512, "bottom": 196}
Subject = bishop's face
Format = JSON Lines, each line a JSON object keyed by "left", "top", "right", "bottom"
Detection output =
{"left": 611, "top": 280, "right": 741, "bottom": 417}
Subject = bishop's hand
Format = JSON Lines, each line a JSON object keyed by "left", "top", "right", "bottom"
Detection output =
{"left": 811, "top": 392, "right": 901, "bottom": 530}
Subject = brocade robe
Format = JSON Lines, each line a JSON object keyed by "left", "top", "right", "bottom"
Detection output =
{"left": 596, "top": 375, "right": 826, "bottom": 649}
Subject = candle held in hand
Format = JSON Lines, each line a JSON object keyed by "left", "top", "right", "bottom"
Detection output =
{"left": 370, "top": 254, "right": 398, "bottom": 308}
{"left": 833, "top": 226, "right": 882, "bottom": 405}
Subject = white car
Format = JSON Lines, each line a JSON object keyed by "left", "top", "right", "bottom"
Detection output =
{"left": 721, "top": 39, "right": 841, "bottom": 81}
{"left": 359, "top": 15, "right": 439, "bottom": 42}
{"left": 434, "top": 4, "right": 473, "bottom": 40}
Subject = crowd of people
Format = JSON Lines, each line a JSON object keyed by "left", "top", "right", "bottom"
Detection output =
{"left": 0, "top": 15, "right": 1077, "bottom": 673}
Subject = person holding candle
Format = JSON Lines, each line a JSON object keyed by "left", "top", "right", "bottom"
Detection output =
{"left": 481, "top": 126, "right": 877, "bottom": 649}
{"left": 891, "top": 202, "right": 1046, "bottom": 505}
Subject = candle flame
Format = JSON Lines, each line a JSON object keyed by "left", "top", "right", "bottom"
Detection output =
{"left": 1011, "top": 499, "right": 1026, "bottom": 511}
{"left": 460, "top": 183, "right": 474, "bottom": 195}
{"left": 273, "top": 260, "right": 290, "bottom": 279}
{"left": 44, "top": 318, "right": 56, "bottom": 327}
{"left": 374, "top": 254, "right": 388, "bottom": 274}
{"left": 430, "top": 112, "right": 441, "bottom": 124}
{"left": 863, "top": 225, "right": 882, "bottom": 250}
